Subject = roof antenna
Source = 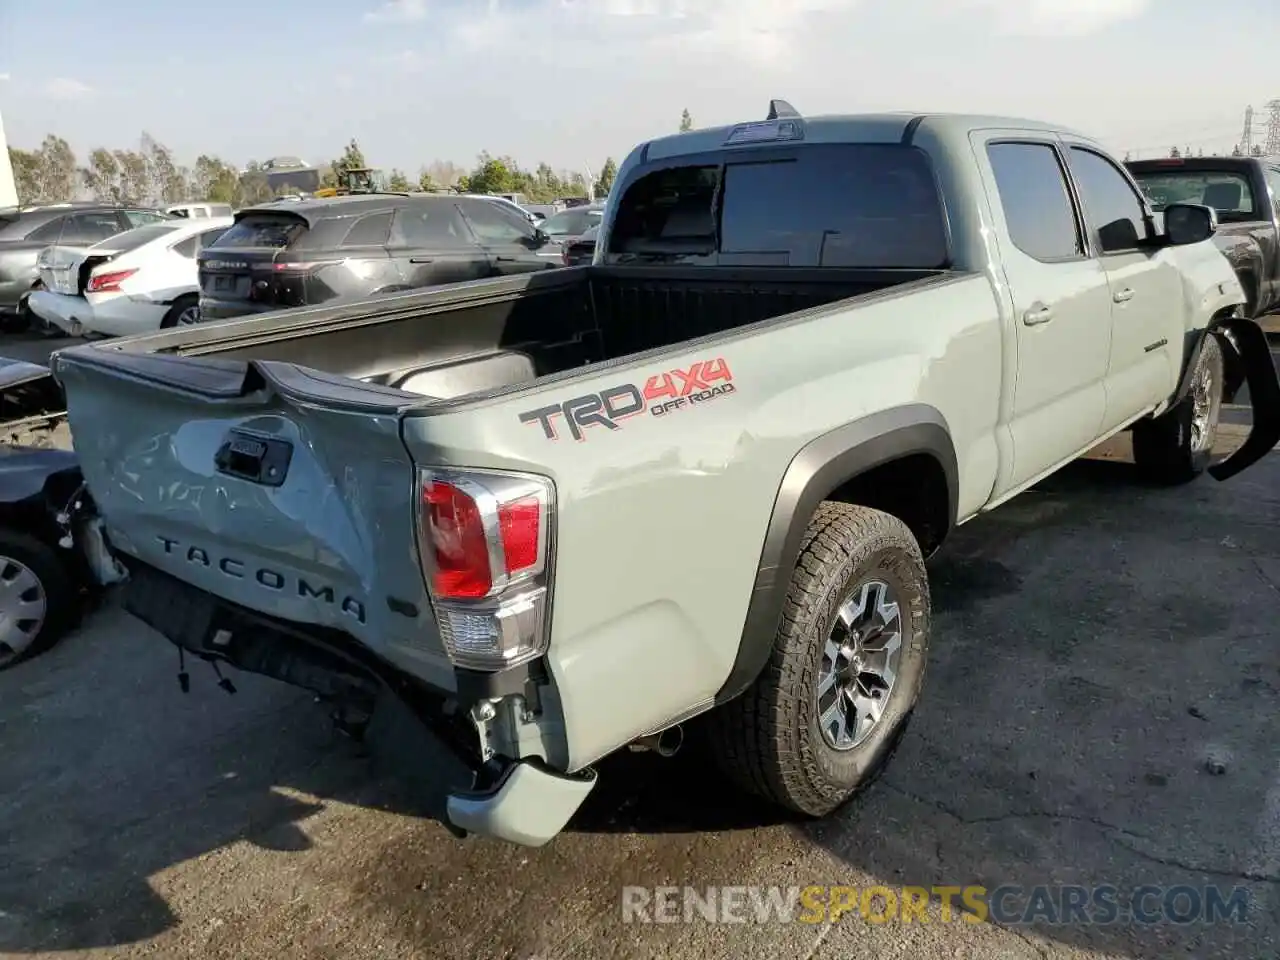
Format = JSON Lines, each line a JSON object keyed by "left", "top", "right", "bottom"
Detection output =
{"left": 767, "top": 99, "right": 800, "bottom": 120}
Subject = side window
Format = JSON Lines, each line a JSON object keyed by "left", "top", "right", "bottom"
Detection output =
{"left": 174, "top": 227, "right": 231, "bottom": 259}
{"left": 126, "top": 210, "right": 167, "bottom": 227}
{"left": 1264, "top": 167, "right": 1280, "bottom": 215}
{"left": 459, "top": 199, "right": 535, "bottom": 244}
{"left": 342, "top": 211, "right": 393, "bottom": 247}
{"left": 200, "top": 227, "right": 229, "bottom": 248}
{"left": 393, "top": 204, "right": 469, "bottom": 246}
{"left": 25, "top": 216, "right": 66, "bottom": 243}
{"left": 1067, "top": 147, "right": 1148, "bottom": 253}
{"left": 62, "top": 212, "right": 126, "bottom": 244}
{"left": 986, "top": 142, "right": 1083, "bottom": 262}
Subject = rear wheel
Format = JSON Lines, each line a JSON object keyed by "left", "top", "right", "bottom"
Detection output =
{"left": 0, "top": 530, "right": 76, "bottom": 671}
{"left": 1132, "top": 334, "right": 1224, "bottom": 485}
{"left": 706, "top": 503, "right": 930, "bottom": 816}
{"left": 160, "top": 295, "right": 201, "bottom": 328}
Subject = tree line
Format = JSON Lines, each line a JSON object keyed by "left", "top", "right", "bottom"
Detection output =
{"left": 6, "top": 109, "right": 699, "bottom": 209}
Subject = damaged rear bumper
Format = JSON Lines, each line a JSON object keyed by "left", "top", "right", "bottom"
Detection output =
{"left": 120, "top": 561, "right": 595, "bottom": 846}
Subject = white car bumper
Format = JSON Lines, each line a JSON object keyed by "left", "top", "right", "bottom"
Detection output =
{"left": 26, "top": 291, "right": 169, "bottom": 338}
{"left": 26, "top": 291, "right": 91, "bottom": 335}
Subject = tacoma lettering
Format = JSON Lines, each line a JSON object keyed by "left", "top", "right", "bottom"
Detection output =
{"left": 154, "top": 535, "right": 366, "bottom": 624}
{"left": 518, "top": 357, "right": 736, "bottom": 441}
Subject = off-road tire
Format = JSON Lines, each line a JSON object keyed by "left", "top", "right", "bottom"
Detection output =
{"left": 0, "top": 529, "right": 77, "bottom": 671}
{"left": 1132, "top": 334, "right": 1224, "bottom": 485}
{"left": 706, "top": 502, "right": 930, "bottom": 817}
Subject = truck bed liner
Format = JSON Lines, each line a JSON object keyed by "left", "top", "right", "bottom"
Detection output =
{"left": 53, "top": 265, "right": 950, "bottom": 410}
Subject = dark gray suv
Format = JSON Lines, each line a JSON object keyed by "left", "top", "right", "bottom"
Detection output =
{"left": 0, "top": 203, "right": 172, "bottom": 329}
{"left": 198, "top": 194, "right": 564, "bottom": 321}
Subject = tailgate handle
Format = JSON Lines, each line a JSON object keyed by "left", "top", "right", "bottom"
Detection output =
{"left": 214, "top": 430, "right": 293, "bottom": 487}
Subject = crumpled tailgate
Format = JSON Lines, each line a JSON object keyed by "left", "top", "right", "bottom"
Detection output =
{"left": 53, "top": 346, "right": 454, "bottom": 686}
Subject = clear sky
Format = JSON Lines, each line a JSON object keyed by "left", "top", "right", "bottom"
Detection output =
{"left": 1, "top": 0, "right": 1276, "bottom": 175}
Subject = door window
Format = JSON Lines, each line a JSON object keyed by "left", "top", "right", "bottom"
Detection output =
{"left": 1067, "top": 147, "right": 1149, "bottom": 253}
{"left": 62, "top": 212, "right": 127, "bottom": 244}
{"left": 458, "top": 199, "right": 536, "bottom": 244}
{"left": 986, "top": 142, "right": 1083, "bottom": 261}
{"left": 393, "top": 204, "right": 470, "bottom": 246}
{"left": 126, "top": 209, "right": 168, "bottom": 227}
{"left": 24, "top": 216, "right": 66, "bottom": 243}
{"left": 342, "top": 211, "right": 393, "bottom": 246}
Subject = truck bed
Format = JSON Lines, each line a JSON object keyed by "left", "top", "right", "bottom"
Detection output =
{"left": 58, "top": 265, "right": 951, "bottom": 406}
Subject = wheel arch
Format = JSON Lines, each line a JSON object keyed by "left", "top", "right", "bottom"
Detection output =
{"left": 1174, "top": 307, "right": 1248, "bottom": 407}
{"left": 715, "top": 403, "right": 958, "bottom": 705}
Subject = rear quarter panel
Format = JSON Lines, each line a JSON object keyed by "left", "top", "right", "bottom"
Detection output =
{"left": 402, "top": 274, "right": 1004, "bottom": 770}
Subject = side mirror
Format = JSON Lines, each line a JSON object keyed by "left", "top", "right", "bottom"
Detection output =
{"left": 1163, "top": 203, "right": 1217, "bottom": 246}
{"left": 531, "top": 228, "right": 551, "bottom": 246}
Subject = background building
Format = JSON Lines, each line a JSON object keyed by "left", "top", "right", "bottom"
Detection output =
{"left": 259, "top": 156, "right": 320, "bottom": 195}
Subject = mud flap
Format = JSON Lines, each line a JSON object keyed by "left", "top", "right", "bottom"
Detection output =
{"left": 1208, "top": 316, "right": 1280, "bottom": 482}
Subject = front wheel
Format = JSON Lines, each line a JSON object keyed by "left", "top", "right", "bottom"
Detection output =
{"left": 706, "top": 502, "right": 930, "bottom": 816}
{"left": 1132, "top": 334, "right": 1224, "bottom": 485}
{"left": 0, "top": 529, "right": 76, "bottom": 671}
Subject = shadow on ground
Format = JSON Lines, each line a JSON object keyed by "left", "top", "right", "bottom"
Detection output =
{"left": 572, "top": 452, "right": 1280, "bottom": 958}
{"left": 1, "top": 452, "right": 1276, "bottom": 958}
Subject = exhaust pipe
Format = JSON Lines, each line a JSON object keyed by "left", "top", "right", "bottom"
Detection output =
{"left": 629, "top": 724, "right": 683, "bottom": 757}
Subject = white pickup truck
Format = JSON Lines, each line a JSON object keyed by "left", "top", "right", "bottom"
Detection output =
{"left": 52, "top": 104, "right": 1280, "bottom": 847}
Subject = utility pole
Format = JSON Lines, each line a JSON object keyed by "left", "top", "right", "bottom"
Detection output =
{"left": 0, "top": 104, "right": 17, "bottom": 207}
{"left": 1266, "top": 100, "right": 1280, "bottom": 156}
{"left": 1240, "top": 105, "right": 1254, "bottom": 156}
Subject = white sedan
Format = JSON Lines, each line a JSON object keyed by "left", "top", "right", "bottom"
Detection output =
{"left": 28, "top": 217, "right": 232, "bottom": 337}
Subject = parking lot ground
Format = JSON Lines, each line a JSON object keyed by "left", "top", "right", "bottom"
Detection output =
{"left": 1, "top": 388, "right": 1279, "bottom": 957}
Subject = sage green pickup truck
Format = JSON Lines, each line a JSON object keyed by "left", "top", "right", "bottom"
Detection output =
{"left": 53, "top": 103, "right": 1280, "bottom": 847}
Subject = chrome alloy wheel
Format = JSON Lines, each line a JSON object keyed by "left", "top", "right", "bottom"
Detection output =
{"left": 176, "top": 304, "right": 201, "bottom": 325}
{"left": 816, "top": 578, "right": 903, "bottom": 751}
{"left": 1190, "top": 357, "right": 1214, "bottom": 453}
{"left": 0, "top": 556, "right": 48, "bottom": 667}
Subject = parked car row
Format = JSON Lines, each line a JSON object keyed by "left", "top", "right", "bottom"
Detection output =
{"left": 195, "top": 193, "right": 576, "bottom": 321}
{"left": 30, "top": 217, "right": 232, "bottom": 337}
{"left": 0, "top": 202, "right": 175, "bottom": 330}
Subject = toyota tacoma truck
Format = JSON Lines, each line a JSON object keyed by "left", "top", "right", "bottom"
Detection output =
{"left": 1127, "top": 154, "right": 1280, "bottom": 318}
{"left": 51, "top": 105, "right": 1280, "bottom": 847}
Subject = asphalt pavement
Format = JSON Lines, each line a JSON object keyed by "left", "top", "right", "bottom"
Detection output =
{"left": 0, "top": 339, "right": 1278, "bottom": 959}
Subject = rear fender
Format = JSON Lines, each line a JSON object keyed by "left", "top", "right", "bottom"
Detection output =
{"left": 715, "top": 404, "right": 958, "bottom": 704}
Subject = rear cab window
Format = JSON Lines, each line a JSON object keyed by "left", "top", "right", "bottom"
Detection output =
{"left": 211, "top": 214, "right": 306, "bottom": 249}
{"left": 1129, "top": 164, "right": 1259, "bottom": 222}
{"left": 606, "top": 142, "right": 950, "bottom": 268}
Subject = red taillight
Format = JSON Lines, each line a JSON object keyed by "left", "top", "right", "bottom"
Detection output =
{"left": 499, "top": 497, "right": 540, "bottom": 572}
{"left": 415, "top": 468, "right": 554, "bottom": 669}
{"left": 87, "top": 268, "right": 137, "bottom": 293}
{"left": 422, "top": 481, "right": 493, "bottom": 599}
{"left": 420, "top": 477, "right": 547, "bottom": 601}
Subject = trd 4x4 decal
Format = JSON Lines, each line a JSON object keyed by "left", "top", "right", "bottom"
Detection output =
{"left": 519, "top": 357, "right": 737, "bottom": 442}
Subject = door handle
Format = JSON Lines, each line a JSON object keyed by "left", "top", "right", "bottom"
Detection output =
{"left": 496, "top": 256, "right": 517, "bottom": 262}
{"left": 1113, "top": 288, "right": 1135, "bottom": 303}
{"left": 1022, "top": 305, "right": 1054, "bottom": 326}
{"left": 408, "top": 257, "right": 433, "bottom": 264}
